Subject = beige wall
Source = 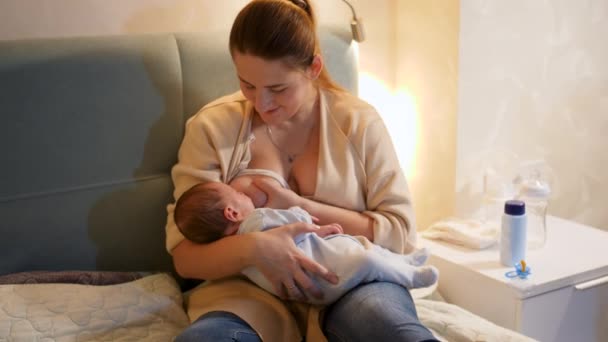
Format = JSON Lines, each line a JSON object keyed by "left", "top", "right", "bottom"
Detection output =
{"left": 456, "top": 0, "right": 608, "bottom": 231}
{"left": 354, "top": 1, "right": 460, "bottom": 232}
{"left": 0, "top": 0, "right": 249, "bottom": 38}
{"left": 6, "top": 1, "right": 602, "bottom": 232}
{"left": 0, "top": 0, "right": 460, "bottom": 233}
{"left": 393, "top": 1, "right": 459, "bottom": 231}
{"left": 0, "top": 0, "right": 395, "bottom": 121}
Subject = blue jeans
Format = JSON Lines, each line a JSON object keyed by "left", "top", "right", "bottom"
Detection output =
{"left": 323, "top": 282, "right": 438, "bottom": 342}
{"left": 174, "top": 311, "right": 262, "bottom": 342}
{"left": 175, "top": 282, "right": 438, "bottom": 342}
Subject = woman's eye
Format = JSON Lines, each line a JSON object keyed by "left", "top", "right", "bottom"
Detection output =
{"left": 240, "top": 82, "right": 254, "bottom": 90}
{"left": 270, "top": 88, "right": 286, "bottom": 94}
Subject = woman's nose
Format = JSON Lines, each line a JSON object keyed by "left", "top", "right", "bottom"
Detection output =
{"left": 255, "top": 90, "right": 273, "bottom": 113}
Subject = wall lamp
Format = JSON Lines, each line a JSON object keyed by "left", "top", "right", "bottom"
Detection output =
{"left": 341, "top": 0, "right": 365, "bottom": 42}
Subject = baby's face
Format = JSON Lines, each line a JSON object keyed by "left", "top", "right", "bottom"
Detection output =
{"left": 214, "top": 182, "right": 255, "bottom": 218}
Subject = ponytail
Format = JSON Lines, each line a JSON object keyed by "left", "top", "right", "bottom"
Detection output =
{"left": 230, "top": 0, "right": 343, "bottom": 92}
{"left": 289, "top": 0, "right": 313, "bottom": 18}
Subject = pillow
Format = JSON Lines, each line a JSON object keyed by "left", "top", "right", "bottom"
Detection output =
{"left": 0, "top": 273, "right": 189, "bottom": 341}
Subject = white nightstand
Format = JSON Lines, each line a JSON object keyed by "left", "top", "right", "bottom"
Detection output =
{"left": 420, "top": 216, "right": 608, "bottom": 342}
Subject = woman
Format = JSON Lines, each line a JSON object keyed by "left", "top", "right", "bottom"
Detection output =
{"left": 168, "top": 0, "right": 438, "bottom": 341}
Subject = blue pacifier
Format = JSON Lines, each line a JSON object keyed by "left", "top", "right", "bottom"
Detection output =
{"left": 505, "top": 260, "right": 531, "bottom": 279}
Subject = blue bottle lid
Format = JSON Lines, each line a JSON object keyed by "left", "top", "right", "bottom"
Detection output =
{"left": 504, "top": 200, "right": 525, "bottom": 216}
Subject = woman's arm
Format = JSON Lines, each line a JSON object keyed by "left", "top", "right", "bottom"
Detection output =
{"left": 357, "top": 119, "right": 416, "bottom": 253}
{"left": 254, "top": 179, "right": 374, "bottom": 240}
{"left": 300, "top": 198, "right": 374, "bottom": 240}
{"left": 172, "top": 219, "right": 338, "bottom": 300}
{"left": 171, "top": 234, "right": 256, "bottom": 280}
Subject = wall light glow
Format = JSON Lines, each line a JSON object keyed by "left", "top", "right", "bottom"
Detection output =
{"left": 358, "top": 72, "right": 419, "bottom": 180}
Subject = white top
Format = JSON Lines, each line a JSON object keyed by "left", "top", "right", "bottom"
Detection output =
{"left": 420, "top": 216, "right": 608, "bottom": 299}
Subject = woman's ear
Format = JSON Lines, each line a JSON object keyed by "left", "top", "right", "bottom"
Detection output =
{"left": 307, "top": 54, "right": 323, "bottom": 80}
{"left": 224, "top": 206, "right": 240, "bottom": 222}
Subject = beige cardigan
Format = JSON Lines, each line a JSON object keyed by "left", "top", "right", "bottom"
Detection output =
{"left": 166, "top": 88, "right": 417, "bottom": 341}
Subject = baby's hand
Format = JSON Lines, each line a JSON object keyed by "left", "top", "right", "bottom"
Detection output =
{"left": 314, "top": 223, "right": 343, "bottom": 238}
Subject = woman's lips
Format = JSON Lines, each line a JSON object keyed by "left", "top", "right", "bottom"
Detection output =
{"left": 263, "top": 108, "right": 279, "bottom": 115}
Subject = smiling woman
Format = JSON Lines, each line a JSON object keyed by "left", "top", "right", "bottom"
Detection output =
{"left": 233, "top": 52, "right": 320, "bottom": 123}
{"left": 233, "top": 52, "right": 321, "bottom": 167}
{"left": 166, "top": 1, "right": 434, "bottom": 342}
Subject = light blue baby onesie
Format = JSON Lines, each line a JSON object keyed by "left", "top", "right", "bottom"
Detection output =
{"left": 238, "top": 207, "right": 438, "bottom": 305}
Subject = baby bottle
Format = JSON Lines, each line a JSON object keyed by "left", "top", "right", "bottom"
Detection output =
{"left": 517, "top": 178, "right": 550, "bottom": 250}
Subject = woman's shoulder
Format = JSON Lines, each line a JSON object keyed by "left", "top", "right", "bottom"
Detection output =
{"left": 187, "top": 91, "right": 249, "bottom": 127}
{"left": 201, "top": 91, "right": 247, "bottom": 111}
{"left": 323, "top": 88, "right": 376, "bottom": 112}
{"left": 321, "top": 88, "right": 383, "bottom": 136}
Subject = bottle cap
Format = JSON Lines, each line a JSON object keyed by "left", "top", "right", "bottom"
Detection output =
{"left": 519, "top": 179, "right": 551, "bottom": 199}
{"left": 504, "top": 200, "right": 525, "bottom": 216}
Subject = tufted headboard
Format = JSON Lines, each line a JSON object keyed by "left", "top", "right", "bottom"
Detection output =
{"left": 0, "top": 29, "right": 358, "bottom": 278}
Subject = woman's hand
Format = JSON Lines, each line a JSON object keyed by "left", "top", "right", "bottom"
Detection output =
{"left": 252, "top": 221, "right": 339, "bottom": 301}
{"left": 253, "top": 177, "right": 301, "bottom": 209}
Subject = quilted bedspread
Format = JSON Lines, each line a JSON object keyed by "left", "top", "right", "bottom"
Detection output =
{"left": 0, "top": 273, "right": 189, "bottom": 341}
{"left": 0, "top": 271, "right": 537, "bottom": 342}
{"left": 415, "top": 298, "right": 537, "bottom": 342}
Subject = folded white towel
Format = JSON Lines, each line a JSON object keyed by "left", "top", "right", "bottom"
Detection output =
{"left": 421, "top": 218, "right": 499, "bottom": 250}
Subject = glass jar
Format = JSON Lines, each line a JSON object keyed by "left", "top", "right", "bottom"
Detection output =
{"left": 517, "top": 179, "right": 551, "bottom": 249}
{"left": 482, "top": 168, "right": 515, "bottom": 231}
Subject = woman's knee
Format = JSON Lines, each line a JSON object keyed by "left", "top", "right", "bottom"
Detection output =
{"left": 323, "top": 282, "right": 437, "bottom": 342}
{"left": 328, "top": 281, "right": 417, "bottom": 317}
{"left": 175, "top": 311, "right": 262, "bottom": 342}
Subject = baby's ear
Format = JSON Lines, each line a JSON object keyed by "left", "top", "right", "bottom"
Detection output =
{"left": 224, "top": 206, "right": 240, "bottom": 222}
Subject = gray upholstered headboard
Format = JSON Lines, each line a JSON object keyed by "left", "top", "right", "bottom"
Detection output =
{"left": 0, "top": 29, "right": 358, "bottom": 277}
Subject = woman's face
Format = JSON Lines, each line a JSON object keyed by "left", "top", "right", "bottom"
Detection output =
{"left": 232, "top": 52, "right": 317, "bottom": 125}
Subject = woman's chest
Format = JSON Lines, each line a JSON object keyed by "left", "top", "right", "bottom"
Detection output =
{"left": 248, "top": 126, "right": 319, "bottom": 197}
{"left": 287, "top": 144, "right": 318, "bottom": 196}
{"left": 245, "top": 120, "right": 367, "bottom": 209}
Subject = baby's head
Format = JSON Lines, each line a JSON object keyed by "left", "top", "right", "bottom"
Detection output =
{"left": 174, "top": 181, "right": 255, "bottom": 244}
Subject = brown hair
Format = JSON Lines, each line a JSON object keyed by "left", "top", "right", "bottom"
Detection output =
{"left": 174, "top": 183, "right": 231, "bottom": 244}
{"left": 229, "top": 0, "right": 343, "bottom": 92}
